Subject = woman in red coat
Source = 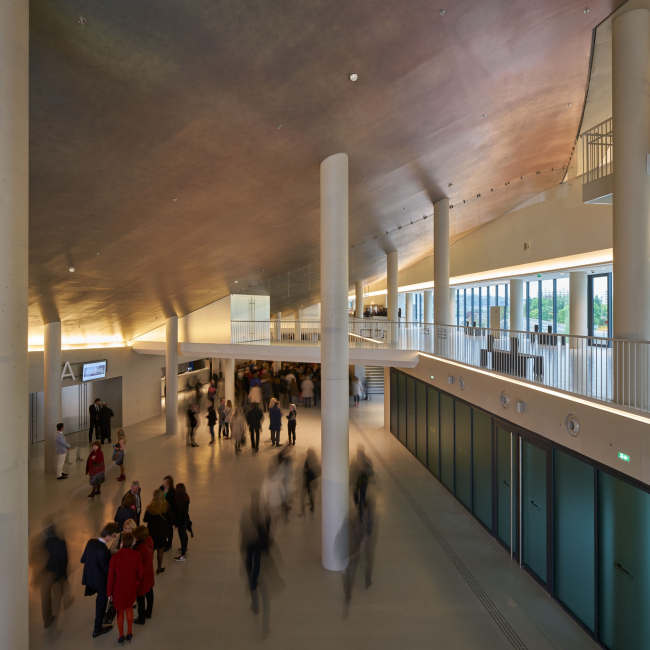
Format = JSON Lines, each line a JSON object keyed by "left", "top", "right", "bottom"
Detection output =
{"left": 107, "top": 532, "right": 144, "bottom": 644}
{"left": 85, "top": 441, "right": 105, "bottom": 498}
{"left": 132, "top": 526, "right": 155, "bottom": 625}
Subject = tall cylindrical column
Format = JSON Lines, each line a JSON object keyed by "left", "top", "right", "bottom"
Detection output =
{"left": 434, "top": 198, "right": 450, "bottom": 354}
{"left": 387, "top": 251, "right": 399, "bottom": 343}
{"left": 320, "top": 153, "right": 349, "bottom": 571}
{"left": 223, "top": 357, "right": 235, "bottom": 405}
{"left": 405, "top": 292, "right": 414, "bottom": 322}
{"left": 294, "top": 310, "right": 301, "bottom": 342}
{"left": 509, "top": 279, "right": 524, "bottom": 331}
{"left": 272, "top": 312, "right": 280, "bottom": 341}
{"left": 44, "top": 322, "right": 62, "bottom": 474}
{"left": 449, "top": 288, "right": 457, "bottom": 326}
{"left": 0, "top": 0, "right": 29, "bottom": 644}
{"left": 613, "top": 8, "right": 650, "bottom": 343}
{"left": 569, "top": 272, "right": 588, "bottom": 347}
{"left": 355, "top": 281, "right": 364, "bottom": 319}
{"left": 165, "top": 316, "right": 178, "bottom": 435}
{"left": 424, "top": 290, "right": 433, "bottom": 324}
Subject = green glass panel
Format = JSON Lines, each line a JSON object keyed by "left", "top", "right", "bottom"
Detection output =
{"left": 454, "top": 401, "right": 471, "bottom": 509}
{"left": 472, "top": 410, "right": 492, "bottom": 530}
{"left": 440, "top": 393, "right": 454, "bottom": 491}
{"left": 598, "top": 470, "right": 650, "bottom": 650}
{"left": 416, "top": 382, "right": 427, "bottom": 466}
{"left": 390, "top": 371, "right": 398, "bottom": 435}
{"left": 427, "top": 387, "right": 440, "bottom": 478}
{"left": 553, "top": 449, "right": 594, "bottom": 632}
{"left": 397, "top": 373, "right": 406, "bottom": 445}
{"left": 406, "top": 377, "right": 416, "bottom": 455}
{"left": 496, "top": 427, "right": 516, "bottom": 550}
{"left": 522, "top": 440, "right": 547, "bottom": 583}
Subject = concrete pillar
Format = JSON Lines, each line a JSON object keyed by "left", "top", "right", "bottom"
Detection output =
{"left": 449, "top": 288, "right": 457, "bottom": 326}
{"left": 424, "top": 290, "right": 433, "bottom": 324}
{"left": 387, "top": 251, "right": 398, "bottom": 343}
{"left": 165, "top": 316, "right": 178, "bottom": 435}
{"left": 570, "top": 272, "right": 588, "bottom": 347}
{"left": 0, "top": 0, "right": 29, "bottom": 644}
{"left": 434, "top": 198, "right": 450, "bottom": 354}
{"left": 405, "top": 292, "right": 414, "bottom": 322}
{"left": 272, "top": 312, "right": 281, "bottom": 341}
{"left": 355, "top": 281, "right": 364, "bottom": 318}
{"left": 509, "top": 279, "right": 524, "bottom": 331}
{"left": 223, "top": 357, "right": 235, "bottom": 405}
{"left": 44, "top": 322, "right": 62, "bottom": 473}
{"left": 294, "top": 310, "right": 301, "bottom": 342}
{"left": 320, "top": 152, "right": 349, "bottom": 571}
{"left": 273, "top": 360, "right": 281, "bottom": 373}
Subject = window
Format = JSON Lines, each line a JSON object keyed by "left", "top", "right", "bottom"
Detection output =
{"left": 528, "top": 281, "right": 539, "bottom": 332}
{"left": 556, "top": 278, "right": 569, "bottom": 334}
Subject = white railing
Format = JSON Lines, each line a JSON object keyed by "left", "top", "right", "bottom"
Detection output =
{"left": 231, "top": 320, "right": 650, "bottom": 413}
{"left": 582, "top": 118, "right": 613, "bottom": 184}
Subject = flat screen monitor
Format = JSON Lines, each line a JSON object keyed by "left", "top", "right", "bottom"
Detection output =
{"left": 82, "top": 360, "right": 107, "bottom": 381}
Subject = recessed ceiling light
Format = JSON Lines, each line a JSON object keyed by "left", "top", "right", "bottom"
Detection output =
{"left": 349, "top": 74, "right": 358, "bottom": 82}
{"left": 440, "top": 10, "right": 446, "bottom": 16}
{"left": 277, "top": 125, "right": 282, "bottom": 129}
{"left": 173, "top": 198, "right": 178, "bottom": 202}
{"left": 78, "top": 17, "right": 86, "bottom": 25}
{"left": 584, "top": 7, "right": 590, "bottom": 13}
{"left": 567, "top": 103, "right": 572, "bottom": 107}
{"left": 96, "top": 251, "right": 100, "bottom": 255}
{"left": 69, "top": 267, "right": 75, "bottom": 273}
{"left": 448, "top": 183, "right": 453, "bottom": 188}
{"left": 482, "top": 114, "right": 487, "bottom": 119}
{"left": 234, "top": 280, "right": 238, "bottom": 283}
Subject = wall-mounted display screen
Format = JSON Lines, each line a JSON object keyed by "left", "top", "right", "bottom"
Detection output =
{"left": 82, "top": 360, "right": 107, "bottom": 381}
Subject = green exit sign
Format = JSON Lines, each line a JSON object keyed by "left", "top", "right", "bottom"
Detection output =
{"left": 618, "top": 452, "right": 631, "bottom": 462}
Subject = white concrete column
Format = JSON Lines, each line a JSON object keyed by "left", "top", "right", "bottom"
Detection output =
{"left": 294, "top": 310, "right": 301, "bottom": 342}
{"left": 273, "top": 360, "right": 281, "bottom": 373}
{"left": 569, "top": 272, "right": 588, "bottom": 347}
{"left": 165, "top": 316, "right": 178, "bottom": 435}
{"left": 405, "top": 292, "right": 414, "bottom": 322}
{"left": 424, "top": 290, "right": 433, "bottom": 324}
{"left": 509, "top": 279, "right": 524, "bottom": 331}
{"left": 355, "top": 281, "right": 364, "bottom": 319}
{"left": 387, "top": 251, "right": 398, "bottom": 343}
{"left": 223, "top": 357, "right": 235, "bottom": 404}
{"left": 434, "top": 198, "right": 450, "bottom": 354}
{"left": 449, "top": 288, "right": 457, "bottom": 326}
{"left": 44, "top": 322, "right": 62, "bottom": 473}
{"left": 320, "top": 152, "right": 349, "bottom": 571}
{"left": 0, "top": 0, "right": 29, "bottom": 644}
{"left": 272, "top": 312, "right": 281, "bottom": 341}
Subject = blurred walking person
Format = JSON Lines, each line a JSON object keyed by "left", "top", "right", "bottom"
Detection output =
{"left": 54, "top": 423, "right": 69, "bottom": 480}
{"left": 217, "top": 398, "right": 227, "bottom": 438}
{"left": 143, "top": 490, "right": 172, "bottom": 575}
{"left": 187, "top": 404, "right": 199, "bottom": 447}
{"left": 133, "top": 526, "right": 155, "bottom": 625}
{"left": 342, "top": 496, "right": 377, "bottom": 605}
{"left": 246, "top": 401, "right": 264, "bottom": 452}
{"left": 298, "top": 448, "right": 320, "bottom": 516}
{"left": 231, "top": 407, "right": 247, "bottom": 455}
{"left": 351, "top": 376, "right": 363, "bottom": 408}
{"left": 223, "top": 399, "right": 233, "bottom": 438}
{"left": 107, "top": 532, "right": 144, "bottom": 645}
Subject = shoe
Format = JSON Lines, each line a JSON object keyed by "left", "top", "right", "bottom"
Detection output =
{"left": 163, "top": 546, "right": 171, "bottom": 553}
{"left": 92, "top": 626, "right": 112, "bottom": 638}
{"left": 44, "top": 614, "right": 55, "bottom": 629}
{"left": 61, "top": 473, "right": 68, "bottom": 477}
{"left": 209, "top": 441, "right": 214, "bottom": 445}
{"left": 174, "top": 555, "right": 186, "bottom": 562}
{"left": 118, "top": 636, "right": 125, "bottom": 645}
{"left": 156, "top": 567, "right": 165, "bottom": 574}
{"left": 88, "top": 492, "right": 95, "bottom": 498}
{"left": 117, "top": 476, "right": 126, "bottom": 482}
{"left": 133, "top": 619, "right": 145, "bottom": 626}
{"left": 57, "top": 476, "right": 67, "bottom": 480}
{"left": 145, "top": 614, "right": 152, "bottom": 620}
{"left": 126, "top": 634, "right": 132, "bottom": 643}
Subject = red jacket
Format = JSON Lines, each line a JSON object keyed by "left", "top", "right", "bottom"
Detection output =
{"left": 135, "top": 536, "right": 155, "bottom": 596}
{"left": 85, "top": 449, "right": 105, "bottom": 476}
{"left": 107, "top": 548, "right": 144, "bottom": 611}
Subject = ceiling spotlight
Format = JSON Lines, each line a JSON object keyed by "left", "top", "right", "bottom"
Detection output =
{"left": 440, "top": 10, "right": 446, "bottom": 16}
{"left": 277, "top": 125, "right": 282, "bottom": 129}
{"left": 567, "top": 103, "right": 572, "bottom": 107}
{"left": 96, "top": 251, "right": 100, "bottom": 255}
{"left": 234, "top": 280, "right": 239, "bottom": 283}
{"left": 69, "top": 267, "right": 75, "bottom": 273}
{"left": 448, "top": 182, "right": 453, "bottom": 188}
{"left": 78, "top": 16, "right": 86, "bottom": 25}
{"left": 584, "top": 7, "right": 590, "bottom": 13}
{"left": 173, "top": 198, "right": 178, "bottom": 202}
{"left": 349, "top": 73, "right": 358, "bottom": 81}
{"left": 482, "top": 114, "right": 487, "bottom": 119}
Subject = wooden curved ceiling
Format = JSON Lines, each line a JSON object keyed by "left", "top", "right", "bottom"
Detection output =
{"left": 29, "top": 0, "right": 623, "bottom": 340}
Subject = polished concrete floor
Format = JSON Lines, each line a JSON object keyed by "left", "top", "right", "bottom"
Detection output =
{"left": 28, "top": 391, "right": 598, "bottom": 650}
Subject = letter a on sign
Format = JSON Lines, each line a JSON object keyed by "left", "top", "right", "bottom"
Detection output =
{"left": 61, "top": 361, "right": 75, "bottom": 381}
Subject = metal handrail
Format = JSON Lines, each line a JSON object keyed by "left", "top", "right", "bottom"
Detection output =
{"left": 581, "top": 118, "right": 613, "bottom": 184}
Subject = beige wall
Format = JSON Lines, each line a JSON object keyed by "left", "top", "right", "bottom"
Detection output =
{"left": 29, "top": 346, "right": 164, "bottom": 428}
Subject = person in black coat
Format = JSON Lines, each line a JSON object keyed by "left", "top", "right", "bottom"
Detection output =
{"left": 246, "top": 403, "right": 264, "bottom": 452}
{"left": 81, "top": 523, "right": 119, "bottom": 637}
{"left": 88, "top": 398, "right": 102, "bottom": 443}
{"left": 114, "top": 493, "right": 138, "bottom": 531}
{"left": 172, "top": 483, "right": 191, "bottom": 561}
{"left": 159, "top": 476, "right": 176, "bottom": 552}
{"left": 99, "top": 402, "right": 114, "bottom": 444}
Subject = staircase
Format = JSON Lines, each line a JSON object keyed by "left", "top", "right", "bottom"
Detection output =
{"left": 364, "top": 366, "right": 384, "bottom": 394}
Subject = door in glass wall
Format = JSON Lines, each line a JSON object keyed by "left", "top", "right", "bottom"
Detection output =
{"left": 406, "top": 377, "right": 416, "bottom": 455}
{"left": 416, "top": 382, "right": 427, "bottom": 466}
{"left": 522, "top": 438, "right": 549, "bottom": 584}
{"left": 454, "top": 401, "right": 471, "bottom": 510}
{"left": 496, "top": 427, "right": 517, "bottom": 552}
{"left": 589, "top": 273, "right": 612, "bottom": 342}
{"left": 440, "top": 393, "right": 454, "bottom": 492}
{"left": 556, "top": 277, "right": 570, "bottom": 334}
{"left": 472, "top": 410, "right": 493, "bottom": 530}
{"left": 427, "top": 386, "right": 440, "bottom": 478}
{"left": 397, "top": 373, "right": 407, "bottom": 445}
{"left": 598, "top": 470, "right": 650, "bottom": 650}
{"left": 390, "top": 371, "right": 398, "bottom": 435}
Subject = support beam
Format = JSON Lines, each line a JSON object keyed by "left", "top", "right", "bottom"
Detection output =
{"left": 405, "top": 292, "right": 414, "bottom": 323}
{"left": 509, "top": 279, "right": 524, "bottom": 331}
{"left": 424, "top": 290, "right": 433, "bottom": 325}
{"left": 44, "top": 322, "right": 62, "bottom": 474}
{"left": 165, "top": 316, "right": 178, "bottom": 435}
{"left": 294, "top": 310, "right": 301, "bottom": 342}
{"left": 569, "top": 272, "right": 588, "bottom": 348}
{"left": 387, "top": 251, "right": 398, "bottom": 343}
{"left": 434, "top": 198, "right": 450, "bottom": 353}
{"left": 449, "top": 288, "right": 457, "bottom": 326}
{"left": 355, "top": 280, "right": 364, "bottom": 318}
{"left": 0, "top": 0, "right": 29, "bottom": 644}
{"left": 223, "top": 357, "right": 235, "bottom": 405}
{"left": 320, "top": 152, "right": 349, "bottom": 571}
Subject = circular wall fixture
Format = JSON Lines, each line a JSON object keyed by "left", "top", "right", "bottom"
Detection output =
{"left": 349, "top": 73, "right": 358, "bottom": 81}
{"left": 566, "top": 414, "right": 580, "bottom": 437}
{"left": 500, "top": 391, "right": 510, "bottom": 409}
{"left": 459, "top": 376, "right": 465, "bottom": 391}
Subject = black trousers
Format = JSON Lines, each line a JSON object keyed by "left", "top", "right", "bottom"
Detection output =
{"left": 94, "top": 589, "right": 108, "bottom": 634}
{"left": 250, "top": 427, "right": 260, "bottom": 450}
{"left": 136, "top": 588, "right": 154, "bottom": 622}
{"left": 88, "top": 420, "right": 99, "bottom": 443}
{"left": 288, "top": 421, "right": 296, "bottom": 444}
{"left": 178, "top": 522, "right": 189, "bottom": 554}
{"left": 270, "top": 429, "right": 280, "bottom": 446}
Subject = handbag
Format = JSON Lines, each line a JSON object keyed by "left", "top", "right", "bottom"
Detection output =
{"left": 104, "top": 602, "right": 116, "bottom": 625}
{"left": 112, "top": 449, "right": 124, "bottom": 463}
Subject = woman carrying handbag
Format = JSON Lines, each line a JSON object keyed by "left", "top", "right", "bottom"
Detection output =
{"left": 113, "top": 430, "right": 127, "bottom": 482}
{"left": 86, "top": 441, "right": 105, "bottom": 498}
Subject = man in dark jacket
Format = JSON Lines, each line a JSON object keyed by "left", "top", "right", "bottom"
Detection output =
{"left": 98, "top": 402, "right": 114, "bottom": 444}
{"left": 80, "top": 523, "right": 119, "bottom": 638}
{"left": 88, "top": 398, "right": 102, "bottom": 443}
{"left": 246, "top": 403, "right": 264, "bottom": 452}
{"left": 268, "top": 402, "right": 282, "bottom": 447}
